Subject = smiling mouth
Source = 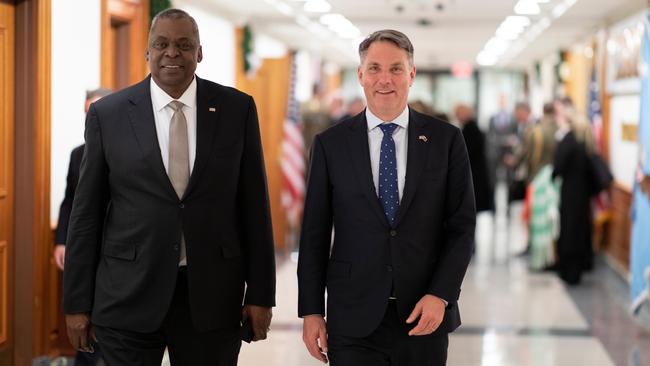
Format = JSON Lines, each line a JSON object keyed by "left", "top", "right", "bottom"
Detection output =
{"left": 162, "top": 65, "right": 183, "bottom": 69}
{"left": 376, "top": 90, "right": 394, "bottom": 95}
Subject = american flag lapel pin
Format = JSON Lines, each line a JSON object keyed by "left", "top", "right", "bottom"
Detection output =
{"left": 418, "top": 135, "right": 428, "bottom": 143}
{"left": 208, "top": 107, "right": 216, "bottom": 112}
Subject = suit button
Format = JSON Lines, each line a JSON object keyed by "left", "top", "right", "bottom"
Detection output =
{"left": 390, "top": 230, "right": 397, "bottom": 237}
{"left": 179, "top": 203, "right": 185, "bottom": 209}
{"left": 386, "top": 265, "right": 393, "bottom": 272}
{"left": 172, "top": 244, "right": 179, "bottom": 251}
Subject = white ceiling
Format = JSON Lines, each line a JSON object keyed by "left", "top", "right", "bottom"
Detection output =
{"left": 186, "top": 0, "right": 648, "bottom": 69}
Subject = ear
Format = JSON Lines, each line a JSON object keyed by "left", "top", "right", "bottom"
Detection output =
{"left": 145, "top": 49, "right": 150, "bottom": 61}
{"left": 357, "top": 65, "right": 363, "bottom": 83}
{"left": 197, "top": 45, "right": 203, "bottom": 63}
{"left": 409, "top": 65, "right": 416, "bottom": 87}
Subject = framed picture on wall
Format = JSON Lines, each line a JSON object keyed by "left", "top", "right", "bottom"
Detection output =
{"left": 606, "top": 13, "right": 645, "bottom": 95}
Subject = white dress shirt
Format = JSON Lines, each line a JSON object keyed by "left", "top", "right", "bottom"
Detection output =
{"left": 367, "top": 107, "right": 409, "bottom": 200}
{"left": 150, "top": 77, "right": 197, "bottom": 267}
{"left": 150, "top": 77, "right": 197, "bottom": 175}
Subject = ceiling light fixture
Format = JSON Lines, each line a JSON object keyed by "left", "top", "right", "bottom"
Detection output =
{"left": 514, "top": 0, "right": 541, "bottom": 15}
{"left": 304, "top": 0, "right": 332, "bottom": 13}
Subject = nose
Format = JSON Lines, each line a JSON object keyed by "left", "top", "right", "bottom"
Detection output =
{"left": 164, "top": 44, "right": 180, "bottom": 57}
{"left": 377, "top": 70, "right": 392, "bottom": 84}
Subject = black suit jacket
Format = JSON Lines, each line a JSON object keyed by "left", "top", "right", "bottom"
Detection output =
{"left": 63, "top": 76, "right": 276, "bottom": 333}
{"left": 298, "top": 109, "right": 475, "bottom": 338}
{"left": 55, "top": 144, "right": 84, "bottom": 244}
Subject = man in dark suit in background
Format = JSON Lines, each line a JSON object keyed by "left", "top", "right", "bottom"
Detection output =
{"left": 54, "top": 87, "right": 112, "bottom": 365}
{"left": 63, "top": 8, "right": 275, "bottom": 366}
{"left": 54, "top": 88, "right": 112, "bottom": 270}
{"left": 298, "top": 29, "right": 475, "bottom": 365}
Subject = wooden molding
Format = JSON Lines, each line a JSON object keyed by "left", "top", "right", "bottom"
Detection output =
{"left": 33, "top": 0, "right": 52, "bottom": 356}
{"left": 0, "top": 242, "right": 8, "bottom": 345}
{"left": 0, "top": 0, "right": 15, "bottom": 351}
{"left": 101, "top": 0, "right": 149, "bottom": 90}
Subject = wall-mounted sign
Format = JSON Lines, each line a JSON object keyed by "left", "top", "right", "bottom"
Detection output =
{"left": 622, "top": 122, "right": 639, "bottom": 142}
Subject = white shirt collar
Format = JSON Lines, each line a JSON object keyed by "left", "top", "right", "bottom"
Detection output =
{"left": 366, "top": 106, "right": 410, "bottom": 132}
{"left": 150, "top": 76, "right": 197, "bottom": 112}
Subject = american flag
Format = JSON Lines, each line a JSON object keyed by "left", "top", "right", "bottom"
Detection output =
{"left": 588, "top": 64, "right": 603, "bottom": 152}
{"left": 280, "top": 53, "right": 305, "bottom": 227}
{"left": 587, "top": 58, "right": 610, "bottom": 211}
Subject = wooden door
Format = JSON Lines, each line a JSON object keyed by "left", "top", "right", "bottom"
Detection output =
{"left": 0, "top": 0, "right": 15, "bottom": 363}
{"left": 101, "top": 0, "right": 149, "bottom": 90}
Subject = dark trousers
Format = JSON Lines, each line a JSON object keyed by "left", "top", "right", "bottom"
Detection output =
{"left": 95, "top": 268, "right": 241, "bottom": 366}
{"left": 74, "top": 343, "right": 103, "bottom": 365}
{"left": 328, "top": 301, "right": 448, "bottom": 366}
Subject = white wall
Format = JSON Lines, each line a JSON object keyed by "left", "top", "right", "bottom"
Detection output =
{"left": 609, "top": 95, "right": 640, "bottom": 189}
{"left": 174, "top": 0, "right": 236, "bottom": 87}
{"left": 51, "top": 0, "right": 101, "bottom": 223}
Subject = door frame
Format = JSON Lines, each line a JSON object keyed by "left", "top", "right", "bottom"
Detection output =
{"left": 13, "top": 0, "right": 51, "bottom": 364}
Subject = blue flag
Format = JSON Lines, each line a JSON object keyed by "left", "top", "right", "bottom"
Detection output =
{"left": 630, "top": 11, "right": 650, "bottom": 314}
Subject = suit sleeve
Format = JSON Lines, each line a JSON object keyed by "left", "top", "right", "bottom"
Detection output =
{"left": 239, "top": 96, "right": 276, "bottom": 307}
{"left": 428, "top": 128, "right": 476, "bottom": 302}
{"left": 63, "top": 104, "right": 110, "bottom": 314}
{"left": 297, "top": 135, "right": 332, "bottom": 317}
{"left": 55, "top": 148, "right": 81, "bottom": 245}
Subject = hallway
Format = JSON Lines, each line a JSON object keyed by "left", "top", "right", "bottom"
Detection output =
{"left": 237, "top": 188, "right": 650, "bottom": 366}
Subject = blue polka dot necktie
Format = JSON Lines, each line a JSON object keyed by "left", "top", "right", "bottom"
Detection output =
{"left": 378, "top": 123, "right": 399, "bottom": 226}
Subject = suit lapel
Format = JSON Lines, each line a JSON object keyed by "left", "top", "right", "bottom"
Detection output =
{"left": 346, "top": 114, "right": 390, "bottom": 228}
{"left": 183, "top": 77, "right": 221, "bottom": 199}
{"left": 394, "top": 110, "right": 428, "bottom": 227}
{"left": 127, "top": 77, "right": 177, "bottom": 199}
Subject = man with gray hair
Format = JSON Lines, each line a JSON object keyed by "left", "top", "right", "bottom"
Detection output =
{"left": 63, "top": 8, "right": 276, "bottom": 365}
{"left": 298, "top": 29, "right": 475, "bottom": 365}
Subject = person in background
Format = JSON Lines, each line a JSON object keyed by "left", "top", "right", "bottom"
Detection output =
{"left": 53, "top": 87, "right": 112, "bottom": 366}
{"left": 340, "top": 97, "right": 366, "bottom": 121}
{"left": 408, "top": 100, "right": 434, "bottom": 117}
{"left": 433, "top": 112, "right": 451, "bottom": 123}
{"left": 503, "top": 102, "right": 533, "bottom": 203}
{"left": 552, "top": 99, "right": 595, "bottom": 285}
{"left": 63, "top": 9, "right": 275, "bottom": 365}
{"left": 527, "top": 103, "right": 560, "bottom": 271}
{"left": 487, "top": 95, "right": 515, "bottom": 189}
{"left": 298, "top": 29, "right": 475, "bottom": 366}
{"left": 455, "top": 103, "right": 493, "bottom": 213}
{"left": 328, "top": 95, "right": 346, "bottom": 125}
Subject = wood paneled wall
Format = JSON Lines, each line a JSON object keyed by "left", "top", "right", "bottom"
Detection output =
{"left": 234, "top": 27, "right": 291, "bottom": 251}
{"left": 12, "top": 0, "right": 52, "bottom": 362}
{"left": 0, "top": 1, "right": 15, "bottom": 361}
{"left": 604, "top": 182, "right": 632, "bottom": 272}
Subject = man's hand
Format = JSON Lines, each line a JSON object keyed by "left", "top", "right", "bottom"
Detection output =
{"left": 65, "top": 313, "right": 95, "bottom": 352}
{"left": 302, "top": 315, "right": 328, "bottom": 363}
{"left": 242, "top": 305, "right": 272, "bottom": 341}
{"left": 53, "top": 244, "right": 66, "bottom": 271}
{"left": 406, "top": 294, "right": 446, "bottom": 336}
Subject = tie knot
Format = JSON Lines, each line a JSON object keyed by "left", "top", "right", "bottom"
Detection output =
{"left": 379, "top": 123, "right": 398, "bottom": 136}
{"left": 168, "top": 100, "right": 184, "bottom": 112}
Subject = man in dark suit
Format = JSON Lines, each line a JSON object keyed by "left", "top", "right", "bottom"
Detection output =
{"left": 63, "top": 9, "right": 275, "bottom": 366}
{"left": 54, "top": 88, "right": 113, "bottom": 270}
{"left": 298, "top": 30, "right": 475, "bottom": 365}
{"left": 54, "top": 87, "right": 112, "bottom": 366}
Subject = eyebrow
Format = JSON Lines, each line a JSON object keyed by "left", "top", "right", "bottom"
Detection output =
{"left": 367, "top": 62, "right": 405, "bottom": 67}
{"left": 152, "top": 36, "right": 194, "bottom": 43}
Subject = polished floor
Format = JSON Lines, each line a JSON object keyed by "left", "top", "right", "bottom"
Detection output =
{"left": 51, "top": 188, "right": 650, "bottom": 366}
{"left": 236, "top": 192, "right": 650, "bottom": 366}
